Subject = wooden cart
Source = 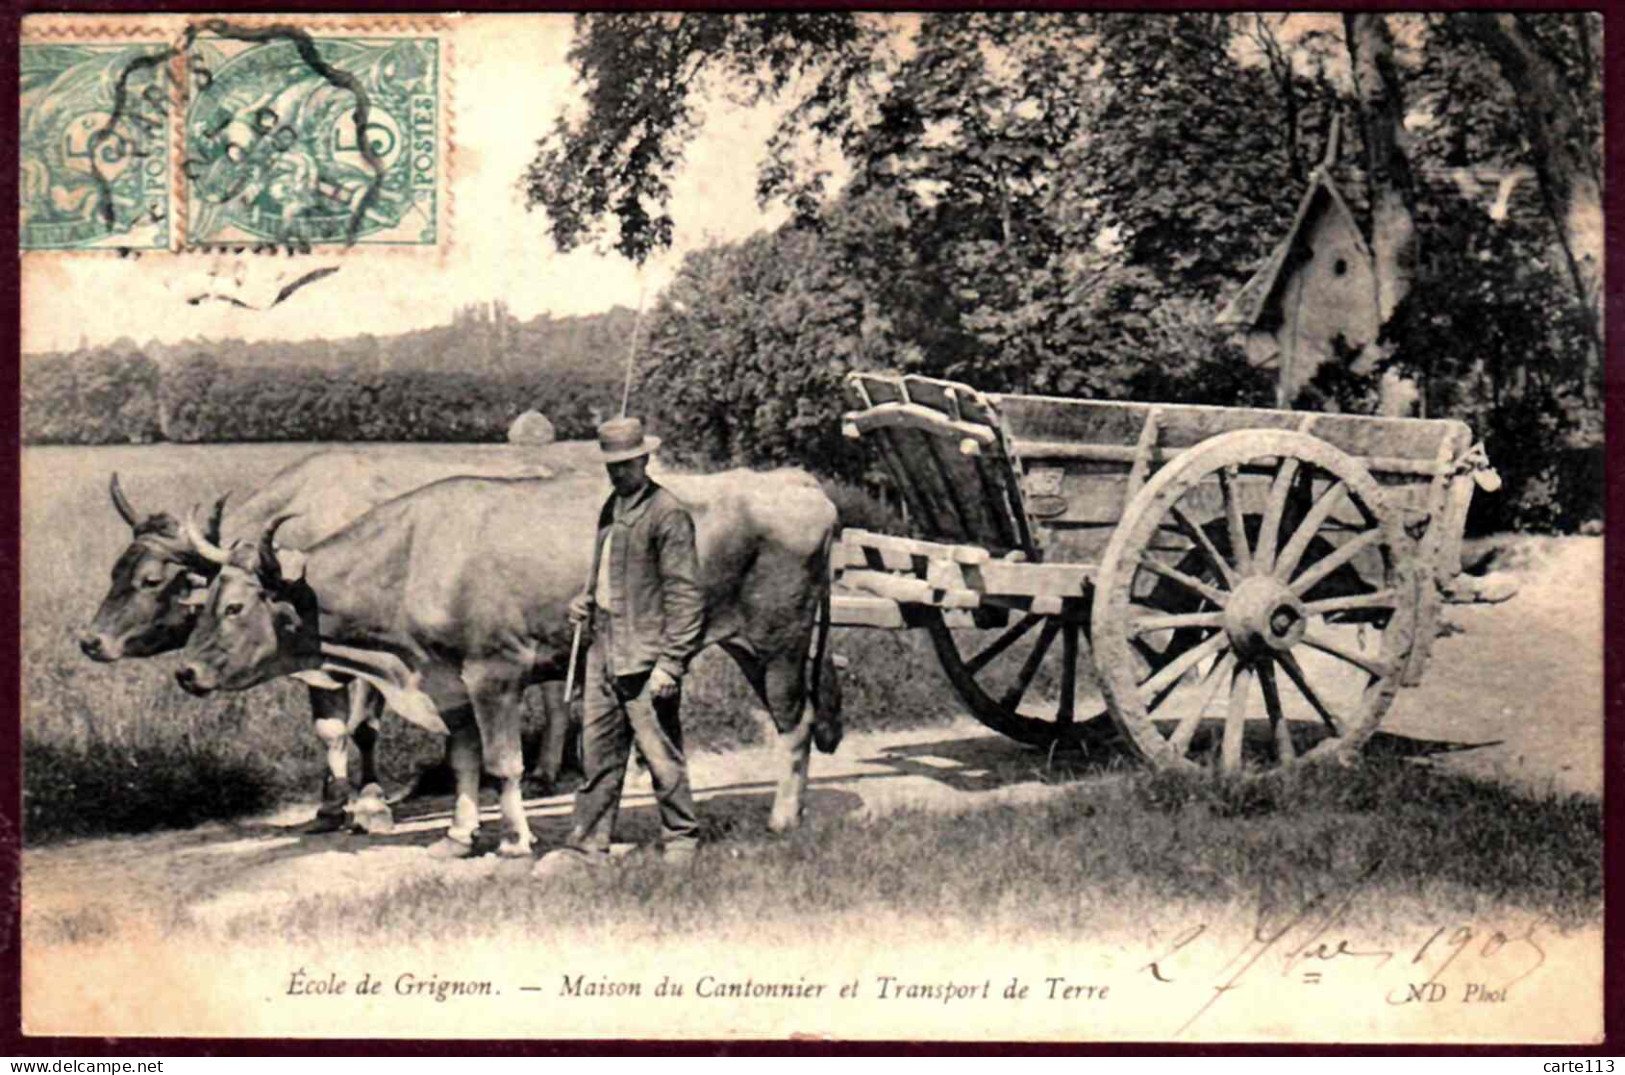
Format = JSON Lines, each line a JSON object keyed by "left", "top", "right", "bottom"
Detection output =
{"left": 831, "top": 372, "right": 1498, "bottom": 774}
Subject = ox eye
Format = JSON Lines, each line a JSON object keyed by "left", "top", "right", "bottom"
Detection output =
{"left": 139, "top": 576, "right": 164, "bottom": 589}
{"left": 224, "top": 602, "right": 245, "bottom": 618}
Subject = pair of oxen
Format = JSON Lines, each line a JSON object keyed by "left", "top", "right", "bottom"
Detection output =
{"left": 79, "top": 451, "right": 844, "bottom": 859}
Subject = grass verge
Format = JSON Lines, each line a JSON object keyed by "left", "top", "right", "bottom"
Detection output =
{"left": 145, "top": 758, "right": 1603, "bottom": 949}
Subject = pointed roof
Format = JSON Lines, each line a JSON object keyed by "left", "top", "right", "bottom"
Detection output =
{"left": 1215, "top": 163, "right": 1372, "bottom": 329}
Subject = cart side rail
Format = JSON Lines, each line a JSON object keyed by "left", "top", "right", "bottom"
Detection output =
{"left": 844, "top": 372, "right": 1493, "bottom": 588}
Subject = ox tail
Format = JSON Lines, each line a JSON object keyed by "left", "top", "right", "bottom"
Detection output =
{"left": 809, "top": 525, "right": 842, "bottom": 754}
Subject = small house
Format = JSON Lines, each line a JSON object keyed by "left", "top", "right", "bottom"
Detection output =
{"left": 1215, "top": 163, "right": 1379, "bottom": 407}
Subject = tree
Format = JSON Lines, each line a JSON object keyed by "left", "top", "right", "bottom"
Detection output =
{"left": 638, "top": 227, "right": 867, "bottom": 476}
{"left": 527, "top": 14, "right": 1307, "bottom": 410}
{"left": 21, "top": 356, "right": 79, "bottom": 444}
{"left": 1456, "top": 14, "right": 1603, "bottom": 366}
{"left": 1344, "top": 13, "right": 1421, "bottom": 415}
{"left": 158, "top": 353, "right": 221, "bottom": 443}
{"left": 520, "top": 13, "right": 881, "bottom": 263}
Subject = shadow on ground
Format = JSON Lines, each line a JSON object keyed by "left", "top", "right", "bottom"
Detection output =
{"left": 197, "top": 780, "right": 870, "bottom": 889}
{"left": 865, "top": 721, "right": 1505, "bottom": 791}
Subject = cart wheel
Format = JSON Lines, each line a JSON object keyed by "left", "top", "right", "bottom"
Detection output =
{"left": 924, "top": 609, "right": 1101, "bottom": 748}
{"left": 1091, "top": 430, "right": 1417, "bottom": 774}
{"left": 925, "top": 599, "right": 1210, "bottom": 750}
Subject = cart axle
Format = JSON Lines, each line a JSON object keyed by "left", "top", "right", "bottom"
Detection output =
{"left": 1224, "top": 576, "right": 1310, "bottom": 656}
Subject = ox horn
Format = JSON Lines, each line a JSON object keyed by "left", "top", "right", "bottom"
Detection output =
{"left": 205, "top": 491, "right": 230, "bottom": 545}
{"left": 109, "top": 473, "right": 140, "bottom": 529}
{"left": 258, "top": 514, "right": 300, "bottom": 581}
{"left": 183, "top": 504, "right": 231, "bottom": 565}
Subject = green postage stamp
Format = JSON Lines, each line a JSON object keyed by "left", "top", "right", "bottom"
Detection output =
{"left": 19, "top": 38, "right": 174, "bottom": 251}
{"left": 182, "top": 26, "right": 443, "bottom": 249}
{"left": 19, "top": 17, "right": 446, "bottom": 252}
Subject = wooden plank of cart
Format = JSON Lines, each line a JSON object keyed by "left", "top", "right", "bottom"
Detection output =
{"left": 829, "top": 371, "right": 1499, "bottom": 775}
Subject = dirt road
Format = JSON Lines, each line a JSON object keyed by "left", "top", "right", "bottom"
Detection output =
{"left": 22, "top": 538, "right": 1603, "bottom": 936}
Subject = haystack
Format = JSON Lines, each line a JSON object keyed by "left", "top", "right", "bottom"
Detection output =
{"left": 507, "top": 410, "right": 556, "bottom": 445}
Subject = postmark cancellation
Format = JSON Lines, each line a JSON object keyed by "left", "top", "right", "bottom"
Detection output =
{"left": 19, "top": 15, "right": 449, "bottom": 254}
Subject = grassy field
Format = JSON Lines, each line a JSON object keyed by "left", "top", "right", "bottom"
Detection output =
{"left": 21, "top": 442, "right": 962, "bottom": 844}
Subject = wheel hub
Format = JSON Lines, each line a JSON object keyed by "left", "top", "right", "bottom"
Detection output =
{"left": 1224, "top": 576, "right": 1308, "bottom": 657}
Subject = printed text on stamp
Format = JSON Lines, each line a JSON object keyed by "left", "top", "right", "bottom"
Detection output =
{"left": 183, "top": 28, "right": 441, "bottom": 249}
{"left": 19, "top": 40, "right": 173, "bottom": 251}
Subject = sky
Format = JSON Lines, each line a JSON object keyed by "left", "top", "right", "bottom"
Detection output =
{"left": 21, "top": 14, "right": 796, "bottom": 354}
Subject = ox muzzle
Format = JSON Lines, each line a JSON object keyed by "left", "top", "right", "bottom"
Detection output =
{"left": 174, "top": 662, "right": 216, "bottom": 696}
{"left": 78, "top": 631, "right": 121, "bottom": 663}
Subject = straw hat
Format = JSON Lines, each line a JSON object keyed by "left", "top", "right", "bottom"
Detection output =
{"left": 596, "top": 416, "right": 661, "bottom": 463}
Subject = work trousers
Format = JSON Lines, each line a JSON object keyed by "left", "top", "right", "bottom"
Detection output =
{"left": 566, "top": 640, "right": 699, "bottom": 853}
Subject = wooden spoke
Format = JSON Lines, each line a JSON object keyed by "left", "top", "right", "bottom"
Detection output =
{"left": 1254, "top": 457, "right": 1301, "bottom": 575}
{"left": 1218, "top": 464, "right": 1252, "bottom": 575}
{"left": 926, "top": 610, "right": 1099, "bottom": 749}
{"left": 1127, "top": 610, "right": 1225, "bottom": 635}
{"left": 998, "top": 619, "right": 1061, "bottom": 712}
{"left": 965, "top": 613, "right": 1042, "bottom": 674}
{"left": 1222, "top": 663, "right": 1252, "bottom": 773}
{"left": 1167, "top": 505, "right": 1240, "bottom": 589}
{"left": 1303, "top": 589, "right": 1401, "bottom": 617}
{"left": 1057, "top": 624, "right": 1079, "bottom": 725}
{"left": 1138, "top": 556, "right": 1230, "bottom": 607}
{"left": 1288, "top": 528, "right": 1385, "bottom": 598}
{"left": 1274, "top": 480, "right": 1349, "bottom": 582}
{"left": 1257, "top": 660, "right": 1294, "bottom": 763}
{"left": 1300, "top": 629, "right": 1393, "bottom": 679}
{"left": 1276, "top": 651, "right": 1345, "bottom": 736}
{"left": 1287, "top": 456, "right": 1316, "bottom": 521}
{"left": 1129, "top": 636, "right": 1164, "bottom": 669}
{"left": 1168, "top": 651, "right": 1232, "bottom": 757}
{"left": 1138, "top": 631, "right": 1227, "bottom": 701}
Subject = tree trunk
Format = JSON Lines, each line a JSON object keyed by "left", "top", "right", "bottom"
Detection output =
{"left": 1460, "top": 13, "right": 1604, "bottom": 369}
{"left": 1344, "top": 13, "right": 1420, "bottom": 416}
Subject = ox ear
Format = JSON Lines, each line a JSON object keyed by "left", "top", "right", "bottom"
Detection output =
{"left": 274, "top": 548, "right": 307, "bottom": 582}
{"left": 183, "top": 571, "right": 210, "bottom": 591}
{"left": 271, "top": 597, "right": 308, "bottom": 639}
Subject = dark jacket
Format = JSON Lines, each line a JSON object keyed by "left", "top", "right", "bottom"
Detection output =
{"left": 587, "top": 480, "right": 705, "bottom": 679}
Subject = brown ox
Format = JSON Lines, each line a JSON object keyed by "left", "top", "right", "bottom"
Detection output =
{"left": 176, "top": 470, "right": 843, "bottom": 856}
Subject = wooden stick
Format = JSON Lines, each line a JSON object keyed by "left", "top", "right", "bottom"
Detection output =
{"left": 564, "top": 622, "right": 584, "bottom": 702}
{"left": 619, "top": 279, "right": 648, "bottom": 418}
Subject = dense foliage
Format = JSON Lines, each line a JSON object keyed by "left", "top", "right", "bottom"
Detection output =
{"left": 21, "top": 306, "right": 634, "bottom": 445}
{"left": 530, "top": 12, "right": 1603, "bottom": 532}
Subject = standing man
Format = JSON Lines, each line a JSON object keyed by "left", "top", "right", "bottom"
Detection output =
{"left": 535, "top": 417, "right": 706, "bottom": 877}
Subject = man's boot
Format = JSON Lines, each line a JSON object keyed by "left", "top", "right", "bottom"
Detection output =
{"left": 303, "top": 774, "right": 353, "bottom": 834}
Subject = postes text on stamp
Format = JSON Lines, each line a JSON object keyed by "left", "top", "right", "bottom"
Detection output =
{"left": 181, "top": 23, "right": 442, "bottom": 250}
{"left": 19, "top": 40, "right": 173, "bottom": 251}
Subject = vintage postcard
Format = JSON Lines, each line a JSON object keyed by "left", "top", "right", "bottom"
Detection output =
{"left": 17, "top": 12, "right": 1607, "bottom": 1045}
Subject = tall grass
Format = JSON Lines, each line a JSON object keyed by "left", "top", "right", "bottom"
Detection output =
{"left": 22, "top": 444, "right": 961, "bottom": 844}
